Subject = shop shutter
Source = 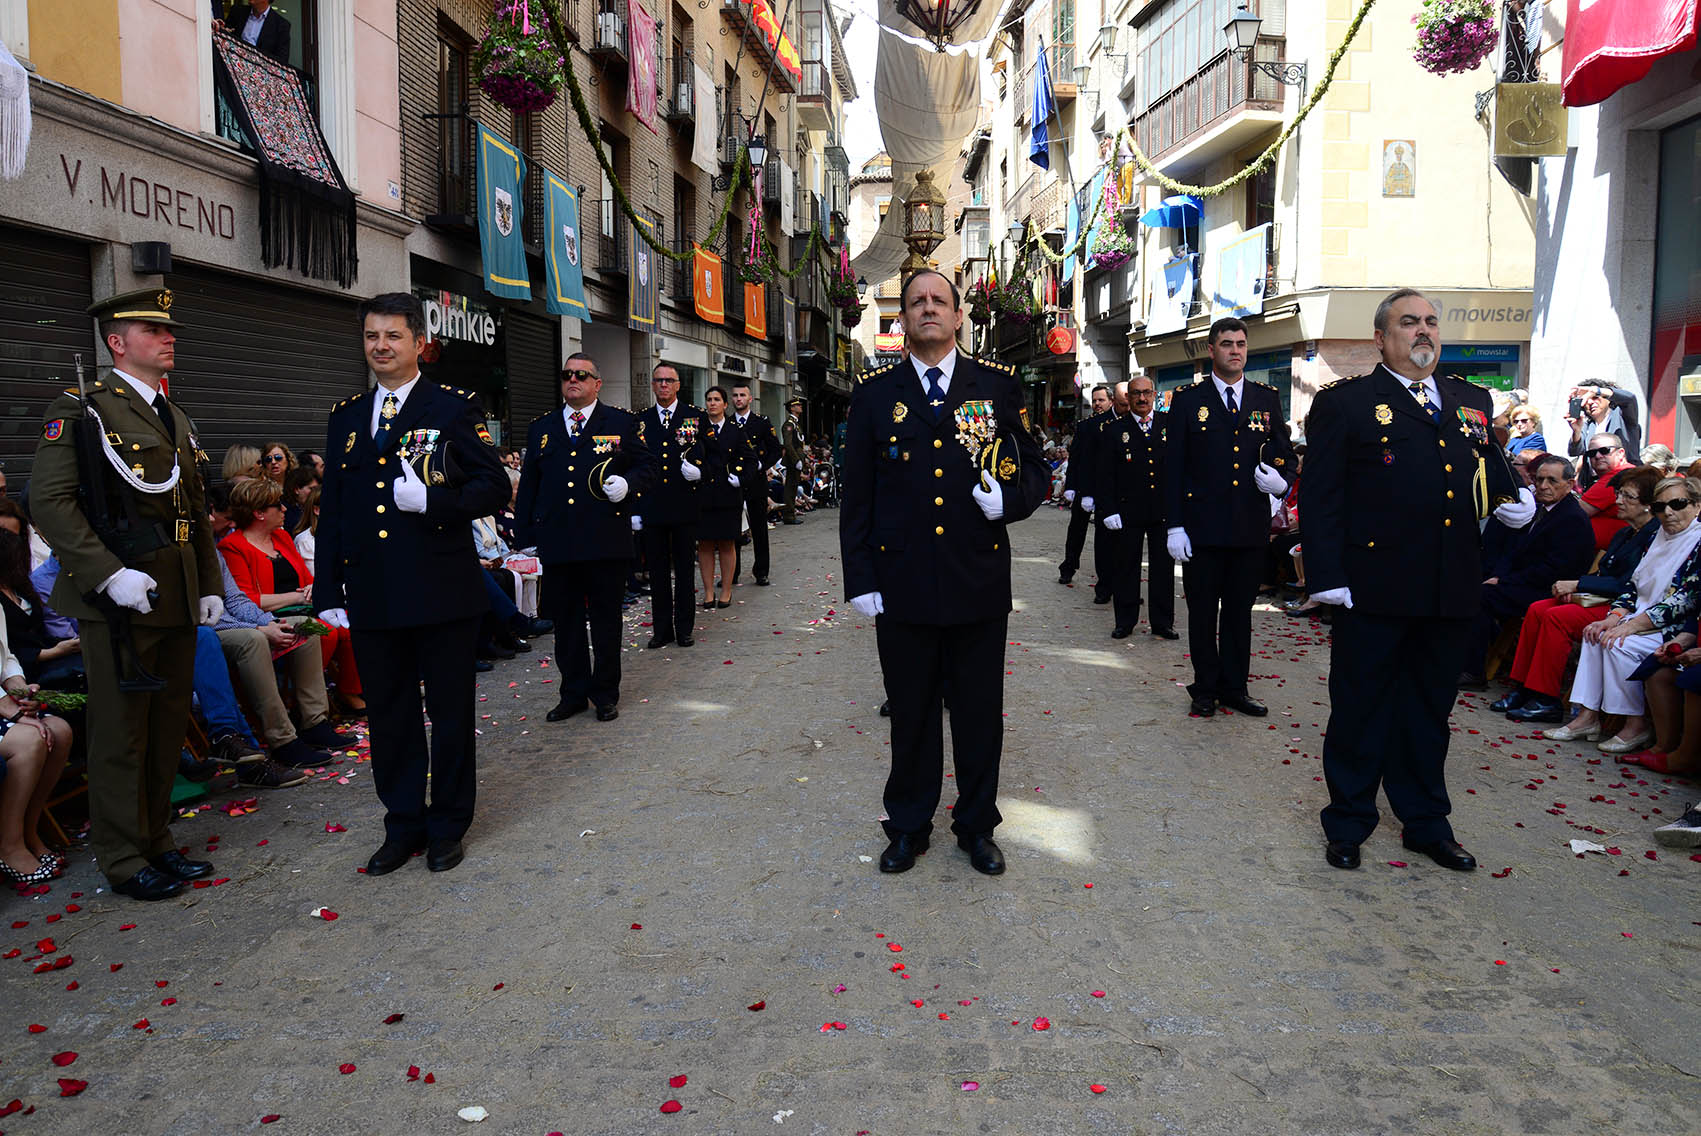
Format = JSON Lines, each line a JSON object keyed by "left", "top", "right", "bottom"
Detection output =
{"left": 504, "top": 310, "right": 559, "bottom": 443}
{"left": 165, "top": 265, "right": 367, "bottom": 469}
{"left": 0, "top": 225, "right": 96, "bottom": 485}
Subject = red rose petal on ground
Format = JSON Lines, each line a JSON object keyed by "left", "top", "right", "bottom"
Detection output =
{"left": 64, "top": 981, "right": 78, "bottom": 991}
{"left": 383, "top": 1013, "right": 405, "bottom": 1025}
{"left": 338, "top": 1063, "right": 357, "bottom": 1075}
{"left": 406, "top": 1066, "right": 420, "bottom": 1081}
{"left": 109, "top": 963, "right": 122, "bottom": 972}
{"left": 160, "top": 997, "right": 176, "bottom": 1006}
{"left": 1090, "top": 1084, "right": 1107, "bottom": 1094}
{"left": 261, "top": 1116, "right": 281, "bottom": 1125}
{"left": 154, "top": 980, "right": 168, "bottom": 988}
{"left": 668, "top": 1074, "right": 688, "bottom": 1089}
{"left": 887, "top": 943, "right": 902, "bottom": 952}
{"left": 1491, "top": 868, "right": 1512, "bottom": 879}
{"left": 133, "top": 1019, "right": 149, "bottom": 1030}
{"left": 1033, "top": 1017, "right": 1051, "bottom": 1031}
{"left": 630, "top": 923, "right": 643, "bottom": 930}
{"left": 492, "top": 983, "right": 505, "bottom": 991}
{"left": 1622, "top": 931, "right": 1634, "bottom": 938}
{"left": 28, "top": 1024, "right": 46, "bottom": 1033}
{"left": 1083, "top": 883, "right": 1093, "bottom": 888}
{"left": 1494, "top": 960, "right": 1507, "bottom": 966}
{"left": 1387, "top": 861, "right": 1408, "bottom": 868}
{"left": 746, "top": 1001, "right": 765, "bottom": 1011}
{"left": 51, "top": 1051, "right": 77, "bottom": 1066}
{"left": 50, "top": 956, "right": 71, "bottom": 970}
{"left": 423, "top": 1073, "right": 435, "bottom": 1084}
{"left": 58, "top": 1078, "right": 88, "bottom": 1097}
{"left": 118, "top": 924, "right": 136, "bottom": 932}
{"left": 1645, "top": 850, "right": 1659, "bottom": 861}
{"left": 1091, "top": 990, "right": 1106, "bottom": 998}
{"left": 0, "top": 1099, "right": 21, "bottom": 1118}
{"left": 659, "top": 1100, "right": 683, "bottom": 1114}
{"left": 324, "top": 823, "right": 347, "bottom": 833}
{"left": 36, "top": 938, "right": 55, "bottom": 953}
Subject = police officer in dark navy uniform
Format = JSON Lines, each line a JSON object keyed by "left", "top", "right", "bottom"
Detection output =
{"left": 516, "top": 354, "right": 656, "bottom": 722}
{"left": 1058, "top": 384, "right": 1113, "bottom": 592}
{"left": 841, "top": 269, "right": 1049, "bottom": 877}
{"left": 1163, "top": 318, "right": 1297, "bottom": 719}
{"left": 633, "top": 364, "right": 710, "bottom": 648}
{"left": 730, "top": 380, "right": 782, "bottom": 585}
{"left": 314, "top": 293, "right": 509, "bottom": 877}
{"left": 1094, "top": 373, "right": 1177, "bottom": 640}
{"left": 1304, "top": 288, "right": 1527, "bottom": 873}
{"left": 30, "top": 288, "right": 225, "bottom": 901}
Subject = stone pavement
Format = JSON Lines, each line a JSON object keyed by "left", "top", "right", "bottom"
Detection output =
{"left": 4, "top": 505, "right": 1700, "bottom": 1134}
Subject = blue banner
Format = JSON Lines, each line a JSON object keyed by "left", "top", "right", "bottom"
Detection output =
{"left": 627, "top": 213, "right": 658, "bottom": 332}
{"left": 476, "top": 121, "right": 531, "bottom": 301}
{"left": 543, "top": 168, "right": 588, "bottom": 321}
{"left": 1029, "top": 37, "right": 1056, "bottom": 170}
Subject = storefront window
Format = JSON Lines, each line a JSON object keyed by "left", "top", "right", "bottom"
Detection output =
{"left": 1243, "top": 349, "right": 1292, "bottom": 422}
{"left": 1656, "top": 115, "right": 1701, "bottom": 456}
{"left": 414, "top": 287, "right": 507, "bottom": 440}
{"left": 1434, "top": 344, "right": 1521, "bottom": 394}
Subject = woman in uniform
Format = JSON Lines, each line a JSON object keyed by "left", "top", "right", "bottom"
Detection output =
{"left": 696, "top": 386, "right": 748, "bottom": 610}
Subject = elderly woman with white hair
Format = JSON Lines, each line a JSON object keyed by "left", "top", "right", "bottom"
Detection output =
{"left": 1545, "top": 476, "right": 1701, "bottom": 752}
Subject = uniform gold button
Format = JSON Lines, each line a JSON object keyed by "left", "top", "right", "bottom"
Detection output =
{"left": 132, "top": 443, "right": 141, "bottom": 451}
{"left": 880, "top": 544, "right": 886, "bottom": 552}
{"left": 1234, "top": 463, "right": 1241, "bottom": 469}
{"left": 569, "top": 498, "right": 576, "bottom": 504}
{"left": 378, "top": 529, "right": 388, "bottom": 538}
{"left": 375, "top": 481, "right": 384, "bottom": 488}
{"left": 376, "top": 505, "right": 385, "bottom": 514}
{"left": 934, "top": 496, "right": 944, "bottom": 506}
{"left": 1444, "top": 464, "right": 1453, "bottom": 472}
{"left": 933, "top": 439, "right": 943, "bottom": 449}
{"left": 1367, "top": 541, "right": 1375, "bottom": 548}
{"left": 1446, "top": 490, "right": 1454, "bottom": 499}
{"left": 934, "top": 468, "right": 943, "bottom": 477}
{"left": 378, "top": 457, "right": 387, "bottom": 465}
{"left": 1438, "top": 439, "right": 1446, "bottom": 448}
{"left": 1233, "top": 445, "right": 1240, "bottom": 452}
{"left": 1232, "top": 479, "right": 1239, "bottom": 486}
{"left": 568, "top": 465, "right": 575, "bottom": 471}
{"left": 993, "top": 543, "right": 999, "bottom": 550}
{"left": 1444, "top": 518, "right": 1452, "bottom": 527}
{"left": 889, "top": 435, "right": 897, "bottom": 442}
{"left": 935, "top": 526, "right": 944, "bottom": 535}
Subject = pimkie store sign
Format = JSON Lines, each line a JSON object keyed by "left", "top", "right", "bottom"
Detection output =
{"left": 417, "top": 288, "right": 499, "bottom": 351}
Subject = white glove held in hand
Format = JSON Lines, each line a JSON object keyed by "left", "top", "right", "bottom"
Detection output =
{"left": 394, "top": 459, "right": 428, "bottom": 513}
{"left": 101, "top": 568, "right": 157, "bottom": 614}
{"left": 1081, "top": 496, "right": 1095, "bottom": 515}
{"left": 1166, "top": 527, "right": 1193, "bottom": 563}
{"left": 602, "top": 474, "right": 629, "bottom": 503}
{"left": 630, "top": 515, "right": 644, "bottom": 532}
{"left": 198, "top": 596, "right": 224, "bottom": 626}
{"left": 728, "top": 474, "right": 741, "bottom": 489}
{"left": 1254, "top": 463, "right": 1288, "bottom": 495}
{"left": 1310, "top": 587, "right": 1354, "bottom": 609}
{"left": 971, "top": 476, "right": 1005, "bottom": 521}
{"left": 1493, "top": 487, "right": 1537, "bottom": 528}
{"left": 1063, "top": 489, "right": 1076, "bottom": 504}
{"left": 849, "top": 592, "right": 884, "bottom": 618}
{"left": 680, "top": 458, "right": 702, "bottom": 483}
{"left": 1103, "top": 514, "right": 1123, "bottom": 531}
{"left": 318, "top": 607, "right": 351, "bottom": 629}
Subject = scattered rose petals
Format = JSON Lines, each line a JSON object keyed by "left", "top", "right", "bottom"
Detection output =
{"left": 1645, "top": 850, "right": 1659, "bottom": 861}
{"left": 339, "top": 1063, "right": 357, "bottom": 1075}
{"left": 261, "top": 1116, "right": 281, "bottom": 1125}
{"left": 960, "top": 1081, "right": 979, "bottom": 1091}
{"left": 154, "top": 980, "right": 168, "bottom": 988}
{"left": 28, "top": 1024, "right": 46, "bottom": 1034}
{"left": 937, "top": 1012, "right": 950, "bottom": 1020}
{"left": 118, "top": 924, "right": 136, "bottom": 932}
{"left": 911, "top": 999, "right": 925, "bottom": 1008}
{"left": 109, "top": 963, "right": 122, "bottom": 972}
{"left": 407, "top": 1066, "right": 421, "bottom": 1081}
{"left": 384, "top": 1013, "right": 405, "bottom": 1025}
{"left": 1091, "top": 990, "right": 1105, "bottom": 998}
{"left": 1387, "top": 861, "right": 1408, "bottom": 868}
{"left": 1622, "top": 931, "right": 1634, "bottom": 938}
{"left": 424, "top": 1074, "right": 436, "bottom": 1084}
{"left": 747, "top": 1001, "right": 765, "bottom": 1011}
{"left": 887, "top": 943, "right": 902, "bottom": 952}
{"left": 132, "top": 1019, "right": 150, "bottom": 1030}
{"left": 58, "top": 1078, "right": 88, "bottom": 1097}
{"left": 669, "top": 1075, "right": 688, "bottom": 1089}
{"left": 1032, "top": 1017, "right": 1051, "bottom": 1031}
{"left": 456, "top": 1105, "right": 489, "bottom": 1122}
{"left": 630, "top": 923, "right": 643, "bottom": 930}
{"left": 160, "top": 997, "right": 176, "bottom": 1006}
{"left": 310, "top": 907, "right": 338, "bottom": 921}
{"left": 324, "top": 823, "right": 347, "bottom": 833}
{"left": 492, "top": 983, "right": 505, "bottom": 991}
{"left": 1494, "top": 960, "right": 1507, "bottom": 966}
{"left": 51, "top": 1051, "right": 78, "bottom": 1067}
{"left": 659, "top": 1100, "right": 683, "bottom": 1114}
{"left": 1090, "top": 1084, "right": 1107, "bottom": 1094}
{"left": 0, "top": 1100, "right": 21, "bottom": 1118}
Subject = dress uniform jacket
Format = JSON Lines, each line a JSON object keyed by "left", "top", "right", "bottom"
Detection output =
{"left": 315, "top": 381, "right": 510, "bottom": 628}
{"left": 698, "top": 418, "right": 751, "bottom": 515}
{"left": 31, "top": 372, "right": 220, "bottom": 625}
{"left": 515, "top": 404, "right": 656, "bottom": 563}
{"left": 735, "top": 411, "right": 783, "bottom": 471}
{"left": 633, "top": 404, "right": 710, "bottom": 526}
{"left": 1163, "top": 379, "right": 1296, "bottom": 547}
{"left": 782, "top": 413, "right": 806, "bottom": 469}
{"left": 1303, "top": 365, "right": 1518, "bottom": 618}
{"left": 1064, "top": 410, "right": 1110, "bottom": 499}
{"left": 841, "top": 355, "right": 1049, "bottom": 625}
{"left": 1094, "top": 412, "right": 1168, "bottom": 525}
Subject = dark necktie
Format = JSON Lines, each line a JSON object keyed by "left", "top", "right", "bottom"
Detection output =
{"left": 1409, "top": 381, "right": 1440, "bottom": 424}
{"left": 925, "top": 366, "right": 946, "bottom": 421}
{"left": 660, "top": 407, "right": 671, "bottom": 430}
{"left": 569, "top": 409, "right": 585, "bottom": 438}
{"left": 374, "top": 391, "right": 398, "bottom": 449}
{"left": 1224, "top": 386, "right": 1237, "bottom": 416}
{"left": 151, "top": 391, "right": 176, "bottom": 443}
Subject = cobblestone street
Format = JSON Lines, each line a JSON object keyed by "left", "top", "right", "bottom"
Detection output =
{"left": 4, "top": 507, "right": 1699, "bottom": 1134}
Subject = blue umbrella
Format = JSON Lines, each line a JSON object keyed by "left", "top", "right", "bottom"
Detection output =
{"left": 1029, "top": 37, "right": 1057, "bottom": 171}
{"left": 1139, "top": 194, "right": 1204, "bottom": 229}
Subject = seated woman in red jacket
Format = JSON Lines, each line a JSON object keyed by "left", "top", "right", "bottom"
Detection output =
{"left": 219, "top": 478, "right": 365, "bottom": 716}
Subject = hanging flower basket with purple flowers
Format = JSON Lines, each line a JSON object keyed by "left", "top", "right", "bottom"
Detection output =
{"left": 474, "top": 1, "right": 566, "bottom": 113}
{"left": 1412, "top": 0, "right": 1498, "bottom": 76}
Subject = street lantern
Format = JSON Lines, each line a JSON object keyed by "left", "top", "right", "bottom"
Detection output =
{"left": 895, "top": 0, "right": 987, "bottom": 52}
{"left": 1073, "top": 63, "right": 1091, "bottom": 88}
{"left": 1224, "top": 5, "right": 1262, "bottom": 54}
{"left": 901, "top": 167, "right": 946, "bottom": 273}
{"left": 747, "top": 133, "right": 768, "bottom": 173}
{"left": 1007, "top": 218, "right": 1025, "bottom": 247}
{"left": 856, "top": 276, "right": 869, "bottom": 297}
{"left": 1098, "top": 22, "right": 1117, "bottom": 54}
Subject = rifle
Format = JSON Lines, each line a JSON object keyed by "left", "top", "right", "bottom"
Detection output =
{"left": 71, "top": 354, "right": 166, "bottom": 693}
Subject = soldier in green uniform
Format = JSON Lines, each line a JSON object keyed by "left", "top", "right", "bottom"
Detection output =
{"left": 29, "top": 288, "right": 225, "bottom": 901}
{"left": 780, "top": 397, "right": 806, "bottom": 525}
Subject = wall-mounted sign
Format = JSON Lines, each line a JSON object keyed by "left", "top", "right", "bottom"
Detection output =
{"left": 1495, "top": 83, "right": 1568, "bottom": 158}
{"left": 1046, "top": 326, "right": 1075, "bottom": 355}
{"left": 417, "top": 289, "right": 499, "bottom": 346}
{"left": 1382, "top": 140, "right": 1416, "bottom": 197}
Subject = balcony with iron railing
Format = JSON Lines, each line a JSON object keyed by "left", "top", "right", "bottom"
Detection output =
{"left": 672, "top": 230, "right": 697, "bottom": 305}
{"left": 720, "top": 0, "right": 799, "bottom": 95}
{"left": 423, "top": 110, "right": 475, "bottom": 228}
{"left": 588, "top": 198, "right": 627, "bottom": 275}
{"left": 1132, "top": 37, "right": 1288, "bottom": 175}
{"left": 797, "top": 58, "right": 834, "bottom": 130}
{"left": 591, "top": 0, "right": 628, "bottom": 66}
{"left": 665, "top": 53, "right": 695, "bottom": 123}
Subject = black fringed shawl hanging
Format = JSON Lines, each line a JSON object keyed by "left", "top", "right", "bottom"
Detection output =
{"left": 212, "top": 33, "right": 357, "bottom": 287}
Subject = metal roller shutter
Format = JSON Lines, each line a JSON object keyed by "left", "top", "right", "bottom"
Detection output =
{"left": 165, "top": 266, "right": 368, "bottom": 468}
{"left": 0, "top": 226, "right": 95, "bottom": 485}
{"left": 504, "top": 310, "right": 559, "bottom": 444}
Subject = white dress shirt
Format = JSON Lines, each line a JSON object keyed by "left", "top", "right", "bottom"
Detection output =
{"left": 242, "top": 8, "right": 271, "bottom": 47}
{"left": 1210, "top": 373, "right": 1244, "bottom": 411}
{"left": 370, "top": 374, "right": 421, "bottom": 436}
{"left": 564, "top": 400, "right": 599, "bottom": 435}
{"left": 911, "top": 349, "right": 959, "bottom": 398}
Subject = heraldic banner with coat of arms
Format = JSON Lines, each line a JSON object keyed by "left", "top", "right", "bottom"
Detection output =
{"left": 476, "top": 120, "right": 532, "bottom": 301}
{"left": 544, "top": 168, "right": 589, "bottom": 320}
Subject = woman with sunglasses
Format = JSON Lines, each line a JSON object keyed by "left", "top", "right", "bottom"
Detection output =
{"left": 259, "top": 440, "right": 299, "bottom": 486}
{"left": 1545, "top": 477, "right": 1701, "bottom": 753}
{"left": 1504, "top": 405, "right": 1546, "bottom": 459}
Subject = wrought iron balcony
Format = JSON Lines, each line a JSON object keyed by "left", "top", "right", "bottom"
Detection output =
{"left": 591, "top": 0, "right": 628, "bottom": 66}
{"left": 1133, "top": 38, "right": 1288, "bottom": 168}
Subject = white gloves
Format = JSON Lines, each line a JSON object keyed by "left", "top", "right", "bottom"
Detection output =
{"left": 1310, "top": 587, "right": 1354, "bottom": 609}
{"left": 602, "top": 474, "right": 629, "bottom": 503}
{"left": 1494, "top": 487, "right": 1537, "bottom": 528}
{"left": 394, "top": 459, "right": 428, "bottom": 513}
{"left": 1081, "top": 496, "right": 1095, "bottom": 514}
{"left": 850, "top": 592, "right": 884, "bottom": 618}
{"left": 971, "top": 476, "right": 1005, "bottom": 521}
{"left": 795, "top": 461, "right": 804, "bottom": 472}
{"left": 631, "top": 516, "right": 644, "bottom": 532}
{"left": 728, "top": 473, "right": 741, "bottom": 489}
{"left": 101, "top": 568, "right": 158, "bottom": 614}
{"left": 198, "top": 596, "right": 224, "bottom": 626}
{"left": 318, "top": 607, "right": 351, "bottom": 629}
{"left": 1063, "top": 489, "right": 1076, "bottom": 505}
{"left": 1103, "top": 513, "right": 1123, "bottom": 531}
{"left": 680, "top": 458, "right": 702, "bottom": 482}
{"left": 768, "top": 464, "right": 781, "bottom": 480}
{"left": 1254, "top": 463, "right": 1288, "bottom": 495}
{"left": 1166, "top": 527, "right": 1193, "bottom": 563}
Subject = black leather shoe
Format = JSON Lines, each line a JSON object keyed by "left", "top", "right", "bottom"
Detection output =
{"left": 474, "top": 659, "right": 494, "bottom": 673}
{"left": 366, "top": 839, "right": 423, "bottom": 877}
{"left": 526, "top": 617, "right": 555, "bottom": 637}
{"left": 151, "top": 850, "right": 214, "bottom": 881}
{"left": 1489, "top": 688, "right": 1528, "bottom": 713}
{"left": 427, "top": 839, "right": 464, "bottom": 873}
{"left": 1506, "top": 696, "right": 1564, "bottom": 724}
{"left": 112, "top": 866, "right": 185, "bottom": 901}
{"left": 1220, "top": 693, "right": 1268, "bottom": 717}
{"left": 1403, "top": 836, "right": 1477, "bottom": 871}
{"left": 1325, "top": 841, "right": 1361, "bottom": 870}
{"left": 1456, "top": 672, "right": 1488, "bottom": 692}
{"left": 879, "top": 700, "right": 891, "bottom": 717}
{"left": 547, "top": 699, "right": 588, "bottom": 722}
{"left": 1093, "top": 593, "right": 1112, "bottom": 605}
{"left": 958, "top": 835, "right": 1006, "bottom": 875}
{"left": 1151, "top": 627, "right": 1180, "bottom": 640}
{"left": 1189, "top": 696, "right": 1218, "bottom": 717}
{"left": 878, "top": 833, "right": 929, "bottom": 873}
{"left": 1058, "top": 572, "right": 1074, "bottom": 585}
{"left": 1111, "top": 626, "right": 1133, "bottom": 639}
{"left": 783, "top": 517, "right": 804, "bottom": 525}
{"left": 647, "top": 635, "right": 673, "bottom": 649}
{"left": 755, "top": 576, "right": 770, "bottom": 586}
{"left": 677, "top": 636, "right": 694, "bottom": 647}
{"left": 595, "top": 704, "right": 619, "bottom": 722}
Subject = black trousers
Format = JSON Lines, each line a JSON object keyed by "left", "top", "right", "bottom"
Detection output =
{"left": 1181, "top": 544, "right": 1263, "bottom": 700}
{"left": 1321, "top": 610, "right": 1470, "bottom": 845}
{"left": 734, "top": 486, "right": 770, "bottom": 581}
{"left": 1111, "top": 520, "right": 1176, "bottom": 632}
{"left": 1465, "top": 582, "right": 1543, "bottom": 676}
{"left": 876, "top": 615, "right": 1007, "bottom": 839}
{"left": 1059, "top": 497, "right": 1092, "bottom": 577}
{"left": 351, "top": 615, "right": 481, "bottom": 846}
{"left": 643, "top": 523, "right": 697, "bottom": 641}
{"left": 544, "top": 559, "right": 629, "bottom": 709}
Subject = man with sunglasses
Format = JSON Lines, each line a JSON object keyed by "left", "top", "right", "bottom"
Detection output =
{"left": 515, "top": 355, "right": 655, "bottom": 722}
{"left": 1575, "top": 433, "right": 1633, "bottom": 550}
{"left": 633, "top": 364, "right": 710, "bottom": 648}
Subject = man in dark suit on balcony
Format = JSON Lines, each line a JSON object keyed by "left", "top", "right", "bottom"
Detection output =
{"left": 217, "top": 1, "right": 292, "bottom": 66}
